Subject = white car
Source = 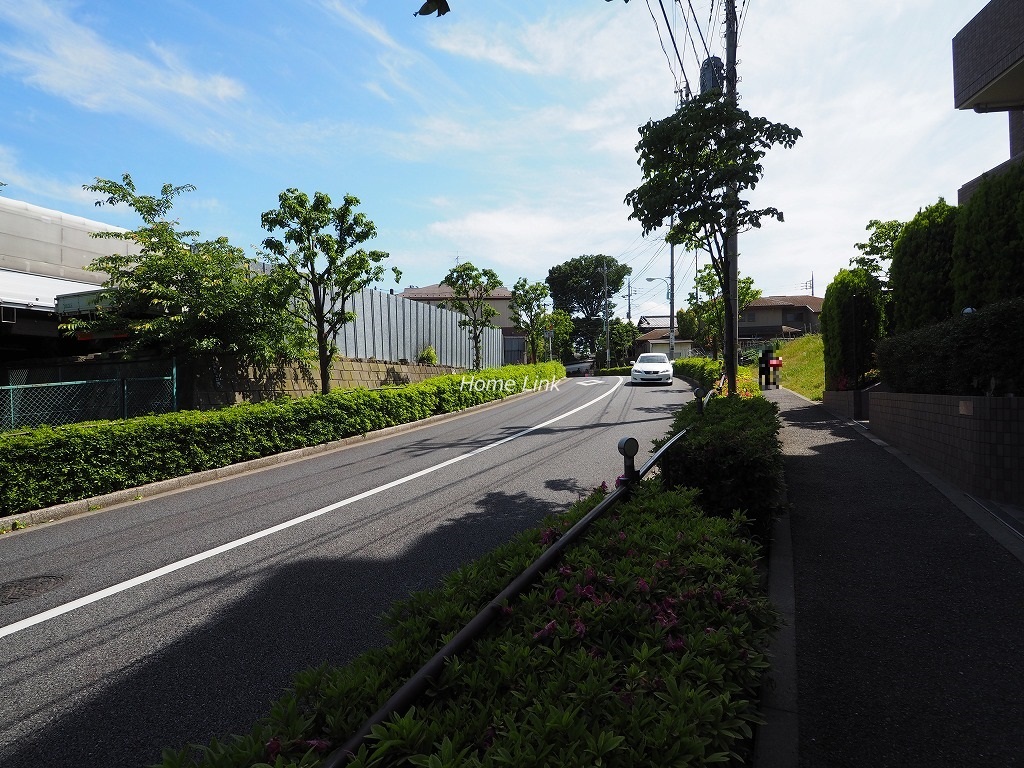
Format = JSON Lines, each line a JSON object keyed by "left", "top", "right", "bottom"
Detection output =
{"left": 630, "top": 353, "right": 673, "bottom": 385}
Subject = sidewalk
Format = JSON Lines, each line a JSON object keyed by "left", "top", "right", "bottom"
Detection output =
{"left": 756, "top": 387, "right": 1024, "bottom": 768}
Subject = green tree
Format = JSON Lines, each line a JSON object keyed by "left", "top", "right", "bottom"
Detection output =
{"left": 439, "top": 262, "right": 503, "bottom": 370}
{"left": 951, "top": 161, "right": 1024, "bottom": 309}
{"left": 546, "top": 254, "right": 630, "bottom": 355}
{"left": 889, "top": 199, "right": 957, "bottom": 334}
{"left": 625, "top": 90, "right": 800, "bottom": 394}
{"left": 509, "top": 278, "right": 550, "bottom": 364}
{"left": 260, "top": 188, "right": 400, "bottom": 394}
{"left": 820, "top": 268, "right": 883, "bottom": 391}
{"left": 597, "top": 318, "right": 640, "bottom": 368}
{"left": 851, "top": 219, "right": 904, "bottom": 283}
{"left": 547, "top": 308, "right": 575, "bottom": 363}
{"left": 73, "top": 175, "right": 310, "bottom": 375}
{"left": 685, "top": 264, "right": 760, "bottom": 359}
{"left": 676, "top": 307, "right": 698, "bottom": 345}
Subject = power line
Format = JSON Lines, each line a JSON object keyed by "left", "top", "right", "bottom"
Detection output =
{"left": 685, "top": 0, "right": 711, "bottom": 58}
{"left": 643, "top": 0, "right": 681, "bottom": 91}
{"left": 656, "top": 0, "right": 692, "bottom": 96}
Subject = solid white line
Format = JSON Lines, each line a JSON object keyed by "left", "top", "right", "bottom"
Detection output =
{"left": 0, "top": 378, "right": 623, "bottom": 640}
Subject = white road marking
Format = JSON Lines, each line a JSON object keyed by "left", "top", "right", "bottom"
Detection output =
{"left": 0, "top": 378, "right": 624, "bottom": 640}
{"left": 576, "top": 379, "right": 603, "bottom": 386}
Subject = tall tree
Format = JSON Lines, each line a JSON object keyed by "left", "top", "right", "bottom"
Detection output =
{"left": 547, "top": 308, "right": 575, "bottom": 363}
{"left": 261, "top": 188, "right": 400, "bottom": 394}
{"left": 951, "top": 161, "right": 1024, "bottom": 310}
{"left": 625, "top": 90, "right": 800, "bottom": 393}
{"left": 509, "top": 278, "right": 550, "bottom": 364}
{"left": 439, "top": 262, "right": 503, "bottom": 370}
{"left": 73, "top": 175, "right": 310, "bottom": 375}
{"left": 546, "top": 254, "right": 630, "bottom": 354}
{"left": 821, "top": 268, "right": 883, "bottom": 391}
{"left": 889, "top": 199, "right": 957, "bottom": 334}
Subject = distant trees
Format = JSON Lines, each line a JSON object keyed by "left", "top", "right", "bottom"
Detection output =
{"left": 260, "top": 188, "right": 400, "bottom": 394}
{"left": 439, "top": 262, "right": 503, "bottom": 370}
{"left": 850, "top": 219, "right": 903, "bottom": 285}
{"left": 73, "top": 174, "right": 310, "bottom": 377}
{"left": 546, "top": 254, "right": 630, "bottom": 355}
{"left": 685, "top": 264, "right": 760, "bottom": 360}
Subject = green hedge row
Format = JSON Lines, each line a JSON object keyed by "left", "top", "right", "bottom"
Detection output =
{"left": 657, "top": 395, "right": 783, "bottom": 542}
{"left": 157, "top": 483, "right": 778, "bottom": 768}
{"left": 672, "top": 358, "right": 724, "bottom": 391}
{"left": 875, "top": 297, "right": 1024, "bottom": 395}
{"left": 0, "top": 363, "right": 565, "bottom": 517}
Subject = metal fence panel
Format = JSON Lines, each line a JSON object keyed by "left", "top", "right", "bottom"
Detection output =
{"left": 334, "top": 288, "right": 502, "bottom": 369}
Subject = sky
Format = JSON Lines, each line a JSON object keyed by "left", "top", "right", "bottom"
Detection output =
{"left": 0, "top": 0, "right": 1010, "bottom": 321}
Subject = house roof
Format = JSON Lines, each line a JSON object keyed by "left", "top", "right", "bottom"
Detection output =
{"left": 746, "top": 295, "right": 823, "bottom": 312}
{"left": 399, "top": 283, "right": 512, "bottom": 300}
{"left": 637, "top": 328, "right": 691, "bottom": 343}
{"left": 637, "top": 314, "right": 672, "bottom": 329}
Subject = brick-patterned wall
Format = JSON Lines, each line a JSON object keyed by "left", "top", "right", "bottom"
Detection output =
{"left": 187, "top": 359, "right": 461, "bottom": 409}
{"left": 869, "top": 392, "right": 1023, "bottom": 505}
{"left": 823, "top": 390, "right": 863, "bottom": 421}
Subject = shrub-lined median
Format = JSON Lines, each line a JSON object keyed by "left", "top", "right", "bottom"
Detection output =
{"left": 154, "top": 394, "right": 783, "bottom": 768}
{"left": 0, "top": 362, "right": 564, "bottom": 518}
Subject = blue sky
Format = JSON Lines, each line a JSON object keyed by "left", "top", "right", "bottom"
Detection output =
{"left": 0, "top": 0, "right": 1009, "bottom": 320}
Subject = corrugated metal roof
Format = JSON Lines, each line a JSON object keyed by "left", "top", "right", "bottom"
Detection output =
{"left": 0, "top": 269, "right": 99, "bottom": 310}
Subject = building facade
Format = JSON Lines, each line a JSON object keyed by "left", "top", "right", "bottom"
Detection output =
{"left": 952, "top": 0, "right": 1024, "bottom": 202}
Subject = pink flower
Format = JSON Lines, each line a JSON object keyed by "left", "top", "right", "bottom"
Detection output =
{"left": 304, "top": 739, "right": 331, "bottom": 753}
{"left": 266, "top": 738, "right": 282, "bottom": 760}
{"left": 575, "top": 584, "right": 596, "bottom": 599}
{"left": 713, "top": 590, "right": 723, "bottom": 603}
{"left": 573, "top": 619, "right": 587, "bottom": 637}
{"left": 637, "top": 578, "right": 650, "bottom": 594}
{"left": 533, "top": 619, "right": 558, "bottom": 640}
{"left": 585, "top": 566, "right": 597, "bottom": 582}
{"left": 553, "top": 587, "right": 567, "bottom": 603}
{"left": 558, "top": 565, "right": 573, "bottom": 577}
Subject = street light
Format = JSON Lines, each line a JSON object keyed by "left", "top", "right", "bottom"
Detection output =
{"left": 646, "top": 277, "right": 676, "bottom": 360}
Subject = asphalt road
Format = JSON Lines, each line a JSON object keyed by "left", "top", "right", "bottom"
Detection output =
{"left": 0, "top": 375, "right": 692, "bottom": 768}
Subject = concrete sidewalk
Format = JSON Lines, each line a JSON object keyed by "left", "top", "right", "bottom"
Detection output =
{"left": 756, "top": 387, "right": 1024, "bottom": 768}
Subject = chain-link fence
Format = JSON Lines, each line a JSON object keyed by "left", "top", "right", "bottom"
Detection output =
{"left": 0, "top": 375, "right": 176, "bottom": 431}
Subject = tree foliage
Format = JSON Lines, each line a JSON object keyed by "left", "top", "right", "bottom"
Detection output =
{"left": 850, "top": 219, "right": 903, "bottom": 283}
{"left": 686, "top": 264, "right": 760, "bottom": 359}
{"left": 951, "top": 161, "right": 1024, "bottom": 310}
{"left": 509, "top": 278, "right": 550, "bottom": 364}
{"left": 73, "top": 174, "right": 311, "bottom": 377}
{"left": 546, "top": 308, "right": 576, "bottom": 363}
{"left": 439, "top": 262, "right": 503, "bottom": 370}
{"left": 597, "top": 318, "right": 641, "bottom": 368}
{"left": 820, "top": 268, "right": 883, "bottom": 391}
{"left": 888, "top": 199, "right": 957, "bottom": 334}
{"left": 261, "top": 188, "right": 400, "bottom": 394}
{"left": 546, "top": 254, "right": 630, "bottom": 354}
{"left": 625, "top": 91, "right": 799, "bottom": 392}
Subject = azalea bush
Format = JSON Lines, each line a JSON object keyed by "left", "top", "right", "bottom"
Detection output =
{"left": 156, "top": 483, "right": 777, "bottom": 768}
{"left": 0, "top": 362, "right": 564, "bottom": 517}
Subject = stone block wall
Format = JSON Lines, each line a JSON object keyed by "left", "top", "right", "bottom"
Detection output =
{"left": 869, "top": 392, "right": 1023, "bottom": 505}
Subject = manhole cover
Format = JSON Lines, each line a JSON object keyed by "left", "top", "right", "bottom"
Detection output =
{"left": 1, "top": 575, "right": 66, "bottom": 605}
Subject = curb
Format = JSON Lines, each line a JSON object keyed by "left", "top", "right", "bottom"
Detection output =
{"left": 0, "top": 383, "right": 556, "bottom": 534}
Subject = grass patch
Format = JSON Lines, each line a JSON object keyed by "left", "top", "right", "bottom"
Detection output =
{"left": 773, "top": 335, "right": 824, "bottom": 401}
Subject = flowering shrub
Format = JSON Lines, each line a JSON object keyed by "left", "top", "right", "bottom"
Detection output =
{"left": 157, "top": 484, "right": 777, "bottom": 768}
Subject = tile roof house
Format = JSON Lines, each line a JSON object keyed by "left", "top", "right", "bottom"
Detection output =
{"left": 739, "top": 295, "right": 823, "bottom": 340}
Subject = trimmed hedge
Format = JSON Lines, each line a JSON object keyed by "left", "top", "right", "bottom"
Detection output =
{"left": 876, "top": 297, "right": 1024, "bottom": 395}
{"left": 656, "top": 395, "right": 783, "bottom": 541}
{"left": 0, "top": 363, "right": 564, "bottom": 516}
{"left": 156, "top": 483, "right": 778, "bottom": 768}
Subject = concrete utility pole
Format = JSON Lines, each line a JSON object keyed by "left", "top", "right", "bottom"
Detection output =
{"left": 602, "top": 257, "right": 611, "bottom": 368}
{"left": 668, "top": 214, "right": 676, "bottom": 360}
{"left": 723, "top": 0, "right": 739, "bottom": 395}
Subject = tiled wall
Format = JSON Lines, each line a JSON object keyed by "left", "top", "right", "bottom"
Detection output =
{"left": 869, "top": 393, "right": 1023, "bottom": 505}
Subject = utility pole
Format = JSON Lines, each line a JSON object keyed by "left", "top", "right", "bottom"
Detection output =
{"left": 668, "top": 215, "right": 676, "bottom": 360}
{"left": 602, "top": 256, "right": 611, "bottom": 368}
{"left": 723, "top": 0, "right": 739, "bottom": 395}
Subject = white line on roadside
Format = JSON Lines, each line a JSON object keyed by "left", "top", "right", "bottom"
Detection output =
{"left": 0, "top": 378, "right": 624, "bottom": 641}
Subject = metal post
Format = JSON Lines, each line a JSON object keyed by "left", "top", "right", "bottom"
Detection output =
{"left": 694, "top": 387, "right": 705, "bottom": 415}
{"left": 617, "top": 436, "right": 640, "bottom": 495}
